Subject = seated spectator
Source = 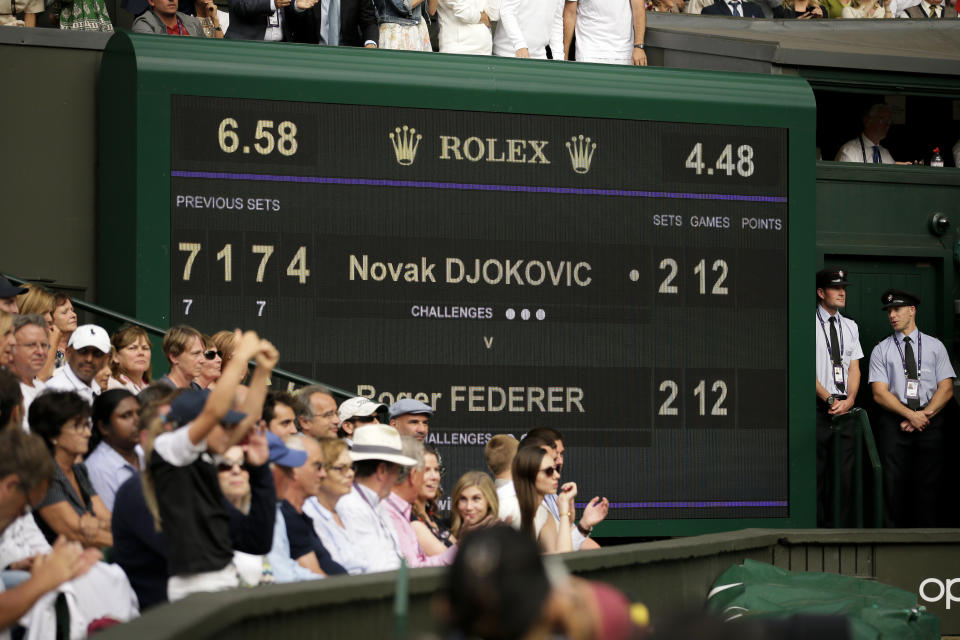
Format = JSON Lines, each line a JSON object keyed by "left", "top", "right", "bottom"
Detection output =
{"left": 493, "top": 0, "right": 563, "bottom": 59}
{"left": 435, "top": 0, "right": 497, "bottom": 55}
{"left": 0, "top": 369, "right": 22, "bottom": 430}
{"left": 30, "top": 391, "right": 113, "bottom": 548}
{"left": 303, "top": 437, "right": 366, "bottom": 574}
{"left": 158, "top": 325, "right": 204, "bottom": 390}
{"left": 773, "top": 0, "right": 822, "bottom": 17}
{"left": 512, "top": 443, "right": 575, "bottom": 553}
{"left": 211, "top": 330, "right": 238, "bottom": 372}
{"left": 389, "top": 398, "right": 432, "bottom": 442}
{"left": 835, "top": 104, "right": 895, "bottom": 163}
{"left": 485, "top": 434, "right": 521, "bottom": 527}
{"left": 263, "top": 390, "right": 299, "bottom": 437}
{"left": 411, "top": 445, "right": 454, "bottom": 554}
{"left": 0, "top": 311, "right": 15, "bottom": 370}
{"left": 217, "top": 445, "right": 272, "bottom": 586}
{"left": 650, "top": 0, "right": 685, "bottom": 12}
{"left": 60, "top": 0, "right": 113, "bottom": 30}
{"left": 0, "top": 428, "right": 103, "bottom": 637}
{"left": 701, "top": 0, "right": 764, "bottom": 16}
{"left": 49, "top": 294, "right": 77, "bottom": 372}
{"left": 273, "top": 434, "right": 346, "bottom": 576}
{"left": 10, "top": 314, "right": 49, "bottom": 431}
{"left": 194, "top": 0, "right": 229, "bottom": 35}
{"left": 337, "top": 424, "right": 416, "bottom": 573}
{"left": 145, "top": 331, "right": 276, "bottom": 601}
{"left": 0, "top": 277, "right": 26, "bottom": 314}
{"left": 337, "top": 396, "right": 384, "bottom": 444}
{"left": 382, "top": 436, "right": 458, "bottom": 567}
{"left": 195, "top": 335, "right": 222, "bottom": 390}
{"left": 226, "top": 0, "right": 316, "bottom": 41}
{"left": 15, "top": 286, "right": 57, "bottom": 381}
{"left": 133, "top": 0, "right": 206, "bottom": 33}
{"left": 85, "top": 389, "right": 142, "bottom": 513}
{"left": 295, "top": 386, "right": 340, "bottom": 438}
{"left": 107, "top": 325, "right": 152, "bottom": 394}
{"left": 901, "top": 0, "right": 954, "bottom": 16}
{"left": 450, "top": 471, "right": 498, "bottom": 538}
{"left": 45, "top": 324, "right": 111, "bottom": 406}
{"left": 840, "top": 0, "right": 889, "bottom": 17}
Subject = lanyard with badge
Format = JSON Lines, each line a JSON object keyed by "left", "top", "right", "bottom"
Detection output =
{"left": 354, "top": 481, "right": 402, "bottom": 556}
{"left": 816, "top": 308, "right": 845, "bottom": 390}
{"left": 892, "top": 331, "right": 922, "bottom": 402}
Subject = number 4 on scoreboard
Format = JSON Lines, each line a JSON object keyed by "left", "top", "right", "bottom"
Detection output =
{"left": 286, "top": 246, "right": 310, "bottom": 284}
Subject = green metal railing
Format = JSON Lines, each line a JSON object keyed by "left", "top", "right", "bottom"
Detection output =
{"left": 830, "top": 407, "right": 883, "bottom": 528}
{"left": 2, "top": 273, "right": 354, "bottom": 400}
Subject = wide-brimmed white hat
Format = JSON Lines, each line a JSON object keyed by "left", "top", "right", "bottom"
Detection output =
{"left": 349, "top": 424, "right": 417, "bottom": 466}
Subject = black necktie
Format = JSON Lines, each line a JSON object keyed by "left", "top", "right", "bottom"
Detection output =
{"left": 904, "top": 336, "right": 919, "bottom": 409}
{"left": 828, "top": 317, "right": 844, "bottom": 392}
{"left": 730, "top": 1, "right": 742, "bottom": 15}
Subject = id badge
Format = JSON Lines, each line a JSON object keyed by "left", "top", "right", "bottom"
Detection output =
{"left": 833, "top": 365, "right": 844, "bottom": 386}
{"left": 905, "top": 379, "right": 920, "bottom": 400}
{"left": 267, "top": 11, "right": 280, "bottom": 27}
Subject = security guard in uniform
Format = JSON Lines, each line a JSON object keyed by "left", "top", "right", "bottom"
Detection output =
{"left": 814, "top": 267, "right": 863, "bottom": 527}
{"left": 868, "top": 289, "right": 955, "bottom": 527}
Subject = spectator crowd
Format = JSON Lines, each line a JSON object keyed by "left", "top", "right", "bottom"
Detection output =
{"left": 0, "top": 276, "right": 621, "bottom": 638}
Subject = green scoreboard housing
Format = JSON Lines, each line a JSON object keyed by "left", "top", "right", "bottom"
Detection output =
{"left": 99, "top": 32, "right": 816, "bottom": 536}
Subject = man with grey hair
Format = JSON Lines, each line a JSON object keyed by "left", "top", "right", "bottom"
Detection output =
{"left": 835, "top": 104, "right": 896, "bottom": 164}
{"left": 11, "top": 314, "right": 49, "bottom": 431}
{"left": 382, "top": 436, "right": 458, "bottom": 567}
{"left": 295, "top": 385, "right": 340, "bottom": 438}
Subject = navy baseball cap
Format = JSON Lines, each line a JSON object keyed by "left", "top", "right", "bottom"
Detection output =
{"left": 881, "top": 289, "right": 920, "bottom": 309}
{"left": 266, "top": 431, "right": 308, "bottom": 467}
{"left": 389, "top": 398, "right": 433, "bottom": 419}
{"left": 166, "top": 389, "right": 246, "bottom": 426}
{"left": 0, "top": 276, "right": 27, "bottom": 298}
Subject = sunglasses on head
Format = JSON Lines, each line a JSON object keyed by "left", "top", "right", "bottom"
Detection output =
{"left": 539, "top": 465, "right": 559, "bottom": 478}
{"left": 204, "top": 349, "right": 223, "bottom": 360}
{"left": 217, "top": 456, "right": 245, "bottom": 472}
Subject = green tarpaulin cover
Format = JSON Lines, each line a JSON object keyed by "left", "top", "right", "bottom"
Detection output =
{"left": 706, "top": 558, "right": 939, "bottom": 640}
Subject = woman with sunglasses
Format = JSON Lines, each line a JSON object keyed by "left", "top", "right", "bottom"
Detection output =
{"left": 512, "top": 444, "right": 576, "bottom": 554}
{"left": 107, "top": 325, "right": 152, "bottom": 393}
{"left": 196, "top": 335, "right": 223, "bottom": 390}
{"left": 85, "top": 389, "right": 142, "bottom": 512}
{"left": 302, "top": 438, "right": 365, "bottom": 574}
{"left": 29, "top": 390, "right": 113, "bottom": 548}
{"left": 411, "top": 447, "right": 455, "bottom": 554}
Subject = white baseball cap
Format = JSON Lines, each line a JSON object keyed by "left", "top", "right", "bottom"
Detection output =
{"left": 67, "top": 324, "right": 111, "bottom": 354}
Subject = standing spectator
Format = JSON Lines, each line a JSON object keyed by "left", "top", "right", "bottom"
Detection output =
{"left": 60, "top": 0, "right": 113, "bottom": 30}
{"left": 411, "top": 445, "right": 454, "bottom": 554}
{"left": 274, "top": 435, "right": 346, "bottom": 575}
{"left": 0, "top": 276, "right": 26, "bottom": 314}
{"left": 485, "top": 434, "right": 521, "bottom": 527}
{"left": 30, "top": 391, "right": 113, "bottom": 548}
{"left": 263, "top": 390, "right": 299, "bottom": 437}
{"left": 337, "top": 396, "right": 384, "bottom": 444}
{"left": 133, "top": 0, "right": 206, "bottom": 33}
{"left": 50, "top": 294, "right": 78, "bottom": 372}
{"left": 146, "top": 331, "right": 276, "bottom": 601}
{"left": 563, "top": 0, "right": 646, "bottom": 65}
{"left": 303, "top": 438, "right": 366, "bottom": 573}
{"left": 450, "top": 471, "right": 498, "bottom": 538}
{"left": 158, "top": 325, "right": 204, "bottom": 391}
{"left": 494, "top": 0, "right": 563, "bottom": 59}
{"left": 835, "top": 104, "right": 896, "bottom": 162}
{"left": 194, "top": 0, "right": 229, "bottom": 35}
{"left": 107, "top": 325, "right": 152, "bottom": 394}
{"left": 337, "top": 424, "right": 416, "bottom": 573}
{"left": 869, "top": 290, "right": 955, "bottom": 527}
{"left": 373, "top": 0, "right": 431, "bottom": 50}
{"left": 45, "top": 325, "right": 111, "bottom": 406}
{"left": 435, "top": 0, "right": 497, "bottom": 54}
{"left": 226, "top": 0, "right": 317, "bottom": 41}
{"left": 11, "top": 314, "right": 49, "bottom": 432}
{"left": 701, "top": 0, "right": 764, "bottom": 15}
{"left": 85, "top": 390, "right": 142, "bottom": 513}
{"left": 0, "top": 311, "right": 16, "bottom": 370}
{"left": 389, "top": 398, "right": 432, "bottom": 442}
{"left": 296, "top": 385, "right": 341, "bottom": 438}
{"left": 196, "top": 335, "right": 222, "bottom": 389}
{"left": 287, "top": 0, "right": 378, "bottom": 47}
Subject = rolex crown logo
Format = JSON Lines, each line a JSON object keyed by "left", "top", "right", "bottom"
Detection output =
{"left": 389, "top": 125, "right": 422, "bottom": 166}
{"left": 566, "top": 135, "right": 597, "bottom": 175}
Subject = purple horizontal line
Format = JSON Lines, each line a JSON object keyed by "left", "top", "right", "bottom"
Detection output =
{"left": 171, "top": 170, "right": 787, "bottom": 203}
{"left": 573, "top": 501, "right": 788, "bottom": 509}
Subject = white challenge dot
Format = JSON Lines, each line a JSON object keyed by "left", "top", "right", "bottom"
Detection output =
{"left": 521, "top": 309, "right": 531, "bottom": 320}
{"left": 629, "top": 269, "right": 640, "bottom": 282}
{"left": 505, "top": 308, "right": 516, "bottom": 320}
{"left": 536, "top": 309, "right": 546, "bottom": 320}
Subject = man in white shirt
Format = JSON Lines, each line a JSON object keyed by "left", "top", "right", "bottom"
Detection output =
{"left": 484, "top": 434, "right": 521, "bottom": 527}
{"left": 336, "top": 424, "right": 416, "bottom": 573}
{"left": 10, "top": 314, "right": 49, "bottom": 432}
{"left": 563, "top": 0, "right": 646, "bottom": 65}
{"left": 835, "top": 104, "right": 896, "bottom": 164}
{"left": 45, "top": 325, "right": 111, "bottom": 406}
{"left": 493, "top": 0, "right": 564, "bottom": 60}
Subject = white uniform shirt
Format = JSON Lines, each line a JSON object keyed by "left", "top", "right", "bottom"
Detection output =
{"left": 868, "top": 328, "right": 956, "bottom": 406}
{"left": 815, "top": 307, "right": 863, "bottom": 397}
{"left": 493, "top": 0, "right": 563, "bottom": 59}
{"left": 570, "top": 0, "right": 634, "bottom": 62}
{"left": 19, "top": 379, "right": 46, "bottom": 432}
{"left": 834, "top": 134, "right": 895, "bottom": 164}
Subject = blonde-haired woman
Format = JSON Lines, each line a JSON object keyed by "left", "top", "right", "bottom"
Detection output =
{"left": 17, "top": 284, "right": 59, "bottom": 380}
{"left": 841, "top": 0, "right": 889, "bottom": 18}
{"left": 450, "top": 471, "right": 499, "bottom": 538}
{"left": 773, "top": 0, "right": 823, "bottom": 17}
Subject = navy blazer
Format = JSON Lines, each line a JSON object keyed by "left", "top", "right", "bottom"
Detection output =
{"left": 287, "top": 0, "right": 379, "bottom": 46}
{"left": 702, "top": 0, "right": 765, "bottom": 16}
{"left": 226, "top": 0, "right": 297, "bottom": 40}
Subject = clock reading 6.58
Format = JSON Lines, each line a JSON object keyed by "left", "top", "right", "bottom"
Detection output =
{"left": 217, "top": 118, "right": 299, "bottom": 156}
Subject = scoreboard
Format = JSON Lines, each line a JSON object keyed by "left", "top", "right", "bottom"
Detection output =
{"left": 100, "top": 33, "right": 817, "bottom": 535}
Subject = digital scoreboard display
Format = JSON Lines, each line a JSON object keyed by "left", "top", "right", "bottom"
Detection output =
{"left": 169, "top": 95, "right": 790, "bottom": 522}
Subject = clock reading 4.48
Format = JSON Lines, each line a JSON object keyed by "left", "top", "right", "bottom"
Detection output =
{"left": 685, "top": 142, "right": 755, "bottom": 177}
{"left": 217, "top": 118, "right": 299, "bottom": 156}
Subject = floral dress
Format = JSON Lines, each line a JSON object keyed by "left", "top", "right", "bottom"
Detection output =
{"left": 60, "top": 0, "right": 112, "bottom": 31}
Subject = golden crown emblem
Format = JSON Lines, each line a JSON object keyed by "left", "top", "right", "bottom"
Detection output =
{"left": 565, "top": 135, "right": 597, "bottom": 174}
{"left": 389, "top": 125, "right": 422, "bottom": 166}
